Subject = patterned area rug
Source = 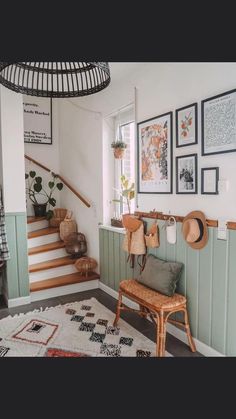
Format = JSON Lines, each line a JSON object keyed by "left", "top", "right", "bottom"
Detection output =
{"left": 0, "top": 297, "right": 171, "bottom": 357}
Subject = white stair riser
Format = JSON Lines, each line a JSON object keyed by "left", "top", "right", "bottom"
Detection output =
{"left": 30, "top": 280, "right": 99, "bottom": 302}
{"left": 27, "top": 220, "right": 49, "bottom": 233}
{"left": 28, "top": 233, "right": 60, "bottom": 248}
{"left": 29, "top": 264, "right": 77, "bottom": 283}
{"left": 28, "top": 248, "right": 68, "bottom": 265}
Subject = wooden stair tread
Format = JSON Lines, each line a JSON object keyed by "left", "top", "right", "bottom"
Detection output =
{"left": 29, "top": 256, "right": 74, "bottom": 273}
{"left": 30, "top": 272, "right": 100, "bottom": 292}
{"left": 28, "top": 241, "right": 65, "bottom": 255}
{"left": 27, "top": 216, "right": 47, "bottom": 224}
{"left": 28, "top": 227, "right": 59, "bottom": 239}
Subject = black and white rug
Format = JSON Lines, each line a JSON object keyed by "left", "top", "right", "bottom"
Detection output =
{"left": 0, "top": 297, "right": 171, "bottom": 357}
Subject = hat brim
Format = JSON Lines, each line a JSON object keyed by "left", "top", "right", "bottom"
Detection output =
{"left": 182, "top": 210, "right": 208, "bottom": 250}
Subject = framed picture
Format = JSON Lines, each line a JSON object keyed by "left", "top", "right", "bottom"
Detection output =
{"left": 201, "top": 167, "right": 219, "bottom": 195}
{"left": 23, "top": 96, "right": 52, "bottom": 145}
{"left": 137, "top": 112, "right": 173, "bottom": 194}
{"left": 202, "top": 88, "right": 236, "bottom": 156}
{"left": 176, "top": 153, "right": 198, "bottom": 194}
{"left": 176, "top": 103, "right": 198, "bottom": 147}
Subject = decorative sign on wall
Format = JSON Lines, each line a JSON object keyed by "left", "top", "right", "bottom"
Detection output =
{"left": 23, "top": 96, "right": 52, "bottom": 144}
{"left": 137, "top": 112, "right": 173, "bottom": 194}
{"left": 202, "top": 88, "right": 236, "bottom": 156}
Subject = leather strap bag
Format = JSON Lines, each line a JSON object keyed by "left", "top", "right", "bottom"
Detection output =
{"left": 145, "top": 222, "right": 160, "bottom": 248}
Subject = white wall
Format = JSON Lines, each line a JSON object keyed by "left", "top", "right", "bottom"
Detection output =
{"left": 24, "top": 98, "right": 61, "bottom": 215}
{"left": 0, "top": 86, "right": 26, "bottom": 213}
{"left": 58, "top": 99, "right": 103, "bottom": 263}
{"left": 75, "top": 63, "right": 236, "bottom": 221}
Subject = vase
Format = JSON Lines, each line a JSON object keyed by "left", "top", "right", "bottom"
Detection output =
{"left": 33, "top": 203, "right": 47, "bottom": 217}
{"left": 114, "top": 148, "right": 125, "bottom": 159}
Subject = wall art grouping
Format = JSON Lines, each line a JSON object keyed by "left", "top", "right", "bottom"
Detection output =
{"left": 137, "top": 87, "right": 236, "bottom": 195}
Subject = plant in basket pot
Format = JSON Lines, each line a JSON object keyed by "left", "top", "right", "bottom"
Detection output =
{"left": 111, "top": 140, "right": 127, "bottom": 159}
{"left": 111, "top": 175, "right": 135, "bottom": 227}
{"left": 25, "top": 170, "right": 63, "bottom": 219}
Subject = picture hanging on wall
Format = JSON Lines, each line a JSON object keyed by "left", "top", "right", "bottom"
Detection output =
{"left": 202, "top": 88, "right": 236, "bottom": 156}
{"left": 176, "top": 153, "right": 198, "bottom": 194}
{"left": 176, "top": 103, "right": 198, "bottom": 147}
{"left": 201, "top": 167, "right": 219, "bottom": 195}
{"left": 137, "top": 112, "right": 173, "bottom": 194}
{"left": 23, "top": 96, "right": 52, "bottom": 145}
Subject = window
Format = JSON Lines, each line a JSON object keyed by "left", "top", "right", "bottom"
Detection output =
{"left": 114, "top": 116, "right": 135, "bottom": 217}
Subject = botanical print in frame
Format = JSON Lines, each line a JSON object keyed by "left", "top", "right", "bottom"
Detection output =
{"left": 176, "top": 153, "right": 198, "bottom": 194}
{"left": 202, "top": 89, "right": 236, "bottom": 156}
{"left": 137, "top": 112, "right": 173, "bottom": 194}
{"left": 176, "top": 103, "right": 198, "bottom": 147}
{"left": 201, "top": 167, "right": 219, "bottom": 195}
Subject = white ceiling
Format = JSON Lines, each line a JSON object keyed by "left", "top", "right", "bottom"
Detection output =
{"left": 109, "top": 62, "right": 149, "bottom": 82}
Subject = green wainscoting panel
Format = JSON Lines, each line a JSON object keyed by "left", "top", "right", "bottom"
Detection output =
{"left": 5, "top": 213, "right": 29, "bottom": 300}
{"left": 99, "top": 221, "right": 236, "bottom": 356}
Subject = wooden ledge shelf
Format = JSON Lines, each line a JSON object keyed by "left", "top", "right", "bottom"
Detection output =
{"left": 134, "top": 211, "right": 236, "bottom": 231}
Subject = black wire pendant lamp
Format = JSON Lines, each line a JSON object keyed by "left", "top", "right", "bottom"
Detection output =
{"left": 0, "top": 62, "right": 111, "bottom": 98}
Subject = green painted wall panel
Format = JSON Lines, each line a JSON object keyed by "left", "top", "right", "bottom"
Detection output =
{"left": 5, "top": 216, "right": 19, "bottom": 299}
{"left": 99, "top": 229, "right": 104, "bottom": 281}
{"left": 226, "top": 230, "right": 236, "bottom": 356}
{"left": 102, "top": 230, "right": 109, "bottom": 286}
{"left": 211, "top": 229, "right": 228, "bottom": 354}
{"left": 198, "top": 228, "right": 213, "bottom": 346}
{"left": 108, "top": 232, "right": 115, "bottom": 289}
{"left": 15, "top": 215, "right": 29, "bottom": 297}
{"left": 99, "top": 222, "right": 236, "bottom": 355}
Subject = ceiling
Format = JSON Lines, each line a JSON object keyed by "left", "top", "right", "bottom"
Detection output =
{"left": 109, "top": 62, "right": 149, "bottom": 82}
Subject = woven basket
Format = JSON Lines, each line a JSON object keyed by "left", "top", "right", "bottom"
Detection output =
{"left": 59, "top": 211, "right": 77, "bottom": 241}
{"left": 65, "top": 232, "right": 87, "bottom": 257}
{"left": 49, "top": 208, "right": 67, "bottom": 227}
{"left": 74, "top": 257, "right": 97, "bottom": 277}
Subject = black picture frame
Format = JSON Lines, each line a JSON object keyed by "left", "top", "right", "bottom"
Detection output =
{"left": 201, "top": 88, "right": 236, "bottom": 156}
{"left": 137, "top": 111, "right": 173, "bottom": 194}
{"left": 176, "top": 153, "right": 198, "bottom": 194}
{"left": 176, "top": 103, "right": 198, "bottom": 148}
{"left": 201, "top": 167, "right": 219, "bottom": 195}
{"left": 24, "top": 97, "right": 53, "bottom": 145}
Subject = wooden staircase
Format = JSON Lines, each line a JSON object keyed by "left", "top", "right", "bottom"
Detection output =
{"left": 27, "top": 216, "right": 100, "bottom": 301}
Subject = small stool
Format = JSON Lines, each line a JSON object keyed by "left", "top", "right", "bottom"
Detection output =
{"left": 113, "top": 279, "right": 196, "bottom": 357}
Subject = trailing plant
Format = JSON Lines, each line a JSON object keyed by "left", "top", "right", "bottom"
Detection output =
{"left": 113, "top": 174, "right": 135, "bottom": 214}
{"left": 25, "top": 170, "right": 64, "bottom": 219}
{"left": 111, "top": 140, "right": 127, "bottom": 149}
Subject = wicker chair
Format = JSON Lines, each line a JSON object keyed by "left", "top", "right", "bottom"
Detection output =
{"left": 113, "top": 279, "right": 196, "bottom": 357}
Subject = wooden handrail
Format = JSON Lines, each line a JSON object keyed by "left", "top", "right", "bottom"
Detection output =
{"left": 134, "top": 211, "right": 236, "bottom": 231}
{"left": 24, "top": 154, "right": 90, "bottom": 208}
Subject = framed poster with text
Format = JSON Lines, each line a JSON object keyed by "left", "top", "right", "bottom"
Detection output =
{"left": 23, "top": 96, "right": 52, "bottom": 144}
{"left": 137, "top": 112, "right": 173, "bottom": 194}
{"left": 202, "top": 89, "right": 236, "bottom": 156}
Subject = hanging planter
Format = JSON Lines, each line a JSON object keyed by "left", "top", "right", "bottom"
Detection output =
{"left": 111, "top": 141, "right": 127, "bottom": 159}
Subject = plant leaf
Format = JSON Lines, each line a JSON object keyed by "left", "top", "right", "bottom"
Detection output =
{"left": 46, "top": 210, "right": 54, "bottom": 220}
{"left": 48, "top": 181, "right": 55, "bottom": 189}
{"left": 33, "top": 183, "right": 42, "bottom": 193}
{"left": 25, "top": 173, "right": 29, "bottom": 179}
{"left": 48, "top": 197, "right": 56, "bottom": 207}
{"left": 29, "top": 170, "right": 36, "bottom": 178}
{"left": 129, "top": 190, "right": 135, "bottom": 200}
{"left": 35, "top": 176, "right": 42, "bottom": 184}
{"left": 56, "top": 182, "right": 63, "bottom": 191}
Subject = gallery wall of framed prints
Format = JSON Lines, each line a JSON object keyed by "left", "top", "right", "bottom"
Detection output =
{"left": 137, "top": 87, "right": 236, "bottom": 198}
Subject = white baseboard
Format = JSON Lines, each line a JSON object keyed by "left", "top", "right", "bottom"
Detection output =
{"left": 31, "top": 279, "right": 99, "bottom": 302}
{"left": 7, "top": 295, "right": 32, "bottom": 308}
{"left": 99, "top": 281, "right": 225, "bottom": 357}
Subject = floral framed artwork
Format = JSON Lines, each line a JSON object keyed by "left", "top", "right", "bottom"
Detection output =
{"left": 201, "top": 167, "right": 219, "bottom": 195}
{"left": 176, "top": 153, "right": 198, "bottom": 194}
{"left": 137, "top": 112, "right": 173, "bottom": 194}
{"left": 202, "top": 89, "right": 236, "bottom": 156}
{"left": 176, "top": 103, "right": 198, "bottom": 147}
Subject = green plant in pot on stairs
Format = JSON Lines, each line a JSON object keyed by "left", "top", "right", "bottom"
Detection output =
{"left": 25, "top": 170, "right": 64, "bottom": 219}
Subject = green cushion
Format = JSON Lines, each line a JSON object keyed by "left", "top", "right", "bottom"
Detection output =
{"left": 137, "top": 254, "right": 183, "bottom": 297}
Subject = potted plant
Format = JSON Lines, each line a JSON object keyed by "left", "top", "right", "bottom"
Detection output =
{"left": 111, "top": 140, "right": 127, "bottom": 159}
{"left": 25, "top": 170, "right": 63, "bottom": 219}
{"left": 111, "top": 175, "right": 135, "bottom": 227}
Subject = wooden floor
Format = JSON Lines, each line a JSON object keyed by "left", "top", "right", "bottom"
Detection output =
{"left": 0, "top": 290, "right": 203, "bottom": 357}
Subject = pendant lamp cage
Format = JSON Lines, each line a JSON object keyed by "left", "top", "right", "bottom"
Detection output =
{"left": 0, "top": 62, "right": 110, "bottom": 98}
